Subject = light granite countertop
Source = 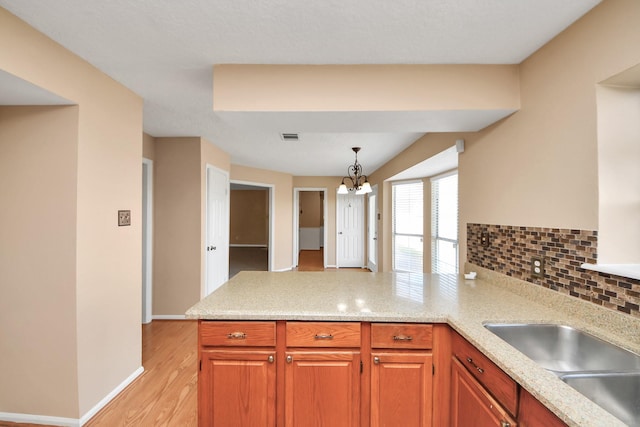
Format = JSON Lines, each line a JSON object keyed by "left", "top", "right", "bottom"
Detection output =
{"left": 186, "top": 265, "right": 640, "bottom": 427}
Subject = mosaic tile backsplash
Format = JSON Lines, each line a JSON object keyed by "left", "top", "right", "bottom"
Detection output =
{"left": 467, "top": 223, "right": 640, "bottom": 318}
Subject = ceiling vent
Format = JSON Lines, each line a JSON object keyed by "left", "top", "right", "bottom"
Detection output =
{"left": 280, "top": 133, "right": 300, "bottom": 142}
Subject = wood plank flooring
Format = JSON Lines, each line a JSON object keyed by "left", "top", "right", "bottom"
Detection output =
{"left": 0, "top": 320, "right": 198, "bottom": 427}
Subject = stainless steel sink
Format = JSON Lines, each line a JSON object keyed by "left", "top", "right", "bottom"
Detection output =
{"left": 561, "top": 373, "right": 640, "bottom": 426}
{"left": 484, "top": 323, "right": 640, "bottom": 375}
{"left": 484, "top": 323, "right": 640, "bottom": 425}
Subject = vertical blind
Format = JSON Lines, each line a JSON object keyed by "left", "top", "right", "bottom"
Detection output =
{"left": 392, "top": 181, "right": 423, "bottom": 273}
{"left": 431, "top": 172, "right": 459, "bottom": 274}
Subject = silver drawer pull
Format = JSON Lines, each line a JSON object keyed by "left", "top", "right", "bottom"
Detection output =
{"left": 393, "top": 335, "right": 413, "bottom": 341}
{"left": 227, "top": 332, "right": 247, "bottom": 340}
{"left": 466, "top": 356, "right": 484, "bottom": 374}
{"left": 268, "top": 355, "right": 274, "bottom": 363}
{"left": 286, "top": 355, "right": 293, "bottom": 364}
{"left": 373, "top": 356, "right": 380, "bottom": 365}
{"left": 314, "top": 334, "right": 334, "bottom": 340}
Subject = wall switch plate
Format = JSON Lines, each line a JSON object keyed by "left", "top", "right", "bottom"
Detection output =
{"left": 480, "top": 232, "right": 490, "bottom": 247}
{"left": 531, "top": 256, "right": 545, "bottom": 278}
{"left": 118, "top": 210, "right": 131, "bottom": 226}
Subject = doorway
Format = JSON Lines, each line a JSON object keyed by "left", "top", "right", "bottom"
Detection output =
{"left": 293, "top": 188, "right": 328, "bottom": 269}
{"left": 229, "top": 181, "right": 274, "bottom": 278}
{"left": 336, "top": 191, "right": 365, "bottom": 268}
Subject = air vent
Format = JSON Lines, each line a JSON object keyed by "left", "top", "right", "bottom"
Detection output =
{"left": 280, "top": 133, "right": 300, "bottom": 142}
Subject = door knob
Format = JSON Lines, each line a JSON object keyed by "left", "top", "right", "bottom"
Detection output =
{"left": 338, "top": 232, "right": 343, "bottom": 235}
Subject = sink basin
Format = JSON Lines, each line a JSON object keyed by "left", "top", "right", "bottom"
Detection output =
{"left": 561, "top": 373, "right": 640, "bottom": 426}
{"left": 483, "top": 323, "right": 640, "bottom": 375}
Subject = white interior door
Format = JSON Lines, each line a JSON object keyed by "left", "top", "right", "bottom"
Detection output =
{"left": 206, "top": 166, "right": 229, "bottom": 296}
{"left": 367, "top": 186, "right": 378, "bottom": 272}
{"left": 336, "top": 192, "right": 364, "bottom": 268}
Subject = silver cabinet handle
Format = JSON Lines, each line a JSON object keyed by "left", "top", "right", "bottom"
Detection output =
{"left": 393, "top": 335, "right": 413, "bottom": 341}
{"left": 500, "top": 421, "right": 510, "bottom": 427}
{"left": 314, "top": 334, "right": 334, "bottom": 340}
{"left": 466, "top": 356, "right": 484, "bottom": 374}
{"left": 373, "top": 356, "right": 380, "bottom": 365}
{"left": 286, "top": 355, "right": 293, "bottom": 364}
{"left": 227, "top": 332, "right": 246, "bottom": 340}
{"left": 268, "top": 355, "right": 274, "bottom": 363}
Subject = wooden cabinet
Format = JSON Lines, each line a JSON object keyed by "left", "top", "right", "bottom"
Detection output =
{"left": 285, "top": 351, "right": 361, "bottom": 427}
{"left": 518, "top": 388, "right": 567, "bottom": 427}
{"left": 285, "top": 322, "right": 361, "bottom": 427}
{"left": 370, "top": 323, "right": 433, "bottom": 427}
{"left": 198, "top": 321, "right": 277, "bottom": 427}
{"left": 451, "top": 357, "right": 517, "bottom": 427}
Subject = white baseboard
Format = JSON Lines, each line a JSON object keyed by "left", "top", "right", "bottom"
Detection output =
{"left": 0, "top": 366, "right": 144, "bottom": 427}
{"left": 152, "top": 314, "right": 187, "bottom": 320}
{"left": 0, "top": 412, "right": 79, "bottom": 427}
{"left": 326, "top": 264, "right": 338, "bottom": 268}
{"left": 273, "top": 266, "right": 293, "bottom": 272}
{"left": 79, "top": 366, "right": 144, "bottom": 425}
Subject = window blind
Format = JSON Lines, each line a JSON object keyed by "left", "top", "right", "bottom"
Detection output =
{"left": 431, "top": 172, "right": 459, "bottom": 274}
{"left": 392, "top": 181, "right": 423, "bottom": 273}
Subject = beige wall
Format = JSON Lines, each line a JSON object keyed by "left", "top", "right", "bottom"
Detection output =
{"left": 230, "top": 190, "right": 269, "bottom": 245}
{"left": 154, "top": 137, "right": 202, "bottom": 315}
{"left": 0, "top": 7, "right": 143, "bottom": 419}
{"left": 292, "top": 177, "right": 341, "bottom": 267}
{"left": 214, "top": 64, "right": 520, "bottom": 112}
{"left": 0, "top": 106, "right": 80, "bottom": 417}
{"left": 299, "top": 191, "right": 323, "bottom": 227}
{"left": 143, "top": 132, "right": 155, "bottom": 160}
{"left": 232, "top": 165, "right": 293, "bottom": 270}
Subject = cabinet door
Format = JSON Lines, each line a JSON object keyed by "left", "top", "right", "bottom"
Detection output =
{"left": 518, "top": 388, "right": 567, "bottom": 427}
{"left": 451, "top": 357, "right": 517, "bottom": 427}
{"left": 285, "top": 351, "right": 361, "bottom": 427}
{"left": 371, "top": 352, "right": 433, "bottom": 427}
{"left": 200, "top": 350, "right": 276, "bottom": 427}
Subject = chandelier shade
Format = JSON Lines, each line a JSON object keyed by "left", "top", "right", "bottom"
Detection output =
{"left": 337, "top": 147, "right": 372, "bottom": 195}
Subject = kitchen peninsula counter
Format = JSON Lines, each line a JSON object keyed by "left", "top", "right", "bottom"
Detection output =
{"left": 187, "top": 268, "right": 640, "bottom": 427}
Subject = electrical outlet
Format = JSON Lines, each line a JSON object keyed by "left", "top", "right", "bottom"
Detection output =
{"left": 531, "top": 256, "right": 544, "bottom": 278}
{"left": 480, "top": 232, "right": 490, "bottom": 247}
{"left": 118, "top": 210, "right": 131, "bottom": 226}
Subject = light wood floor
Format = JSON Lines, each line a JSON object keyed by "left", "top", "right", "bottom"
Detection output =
{"left": 0, "top": 320, "right": 198, "bottom": 427}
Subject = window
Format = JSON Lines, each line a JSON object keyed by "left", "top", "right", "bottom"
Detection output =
{"left": 392, "top": 181, "right": 423, "bottom": 273}
{"left": 431, "top": 172, "right": 458, "bottom": 274}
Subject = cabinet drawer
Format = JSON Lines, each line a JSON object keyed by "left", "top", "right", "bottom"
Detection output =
{"left": 371, "top": 323, "right": 433, "bottom": 349}
{"left": 452, "top": 332, "right": 518, "bottom": 417}
{"left": 286, "top": 322, "right": 361, "bottom": 347}
{"left": 200, "top": 321, "right": 276, "bottom": 347}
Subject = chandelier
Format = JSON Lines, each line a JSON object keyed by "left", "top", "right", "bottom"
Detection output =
{"left": 337, "top": 147, "right": 372, "bottom": 195}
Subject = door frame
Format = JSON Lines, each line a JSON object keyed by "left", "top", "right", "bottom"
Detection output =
{"left": 230, "top": 180, "right": 275, "bottom": 272}
{"left": 142, "top": 158, "right": 153, "bottom": 324}
{"left": 205, "top": 164, "right": 230, "bottom": 297}
{"left": 293, "top": 188, "right": 328, "bottom": 268}
{"left": 367, "top": 184, "right": 379, "bottom": 272}
{"left": 335, "top": 191, "right": 365, "bottom": 268}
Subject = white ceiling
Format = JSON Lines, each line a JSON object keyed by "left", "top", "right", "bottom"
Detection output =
{"left": 0, "top": 0, "right": 601, "bottom": 176}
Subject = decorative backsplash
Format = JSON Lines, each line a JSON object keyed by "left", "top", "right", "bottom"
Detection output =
{"left": 467, "top": 223, "right": 640, "bottom": 318}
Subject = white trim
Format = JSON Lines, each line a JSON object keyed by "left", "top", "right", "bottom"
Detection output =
{"left": 229, "top": 244, "right": 268, "bottom": 248}
{"left": 79, "top": 367, "right": 144, "bottom": 425}
{"left": 325, "top": 264, "right": 338, "bottom": 269}
{"left": 0, "top": 413, "right": 79, "bottom": 427}
{"left": 152, "top": 314, "right": 187, "bottom": 320}
{"left": 293, "top": 188, "right": 328, "bottom": 268}
{"left": 429, "top": 168, "right": 458, "bottom": 182}
{"left": 142, "top": 158, "right": 153, "bottom": 325}
{"left": 273, "top": 266, "right": 294, "bottom": 272}
{"left": 230, "top": 179, "right": 275, "bottom": 272}
{"left": 0, "top": 367, "right": 144, "bottom": 427}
